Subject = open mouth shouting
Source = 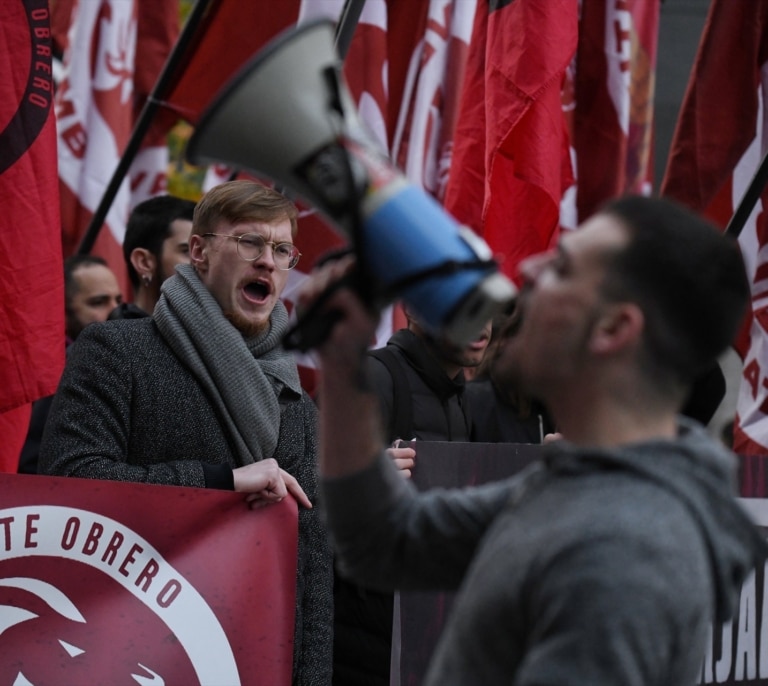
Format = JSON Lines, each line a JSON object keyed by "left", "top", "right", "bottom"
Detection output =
{"left": 242, "top": 278, "right": 273, "bottom": 305}
{"left": 467, "top": 329, "right": 490, "bottom": 352}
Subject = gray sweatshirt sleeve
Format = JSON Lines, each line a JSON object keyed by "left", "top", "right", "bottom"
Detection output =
{"left": 320, "top": 452, "right": 512, "bottom": 591}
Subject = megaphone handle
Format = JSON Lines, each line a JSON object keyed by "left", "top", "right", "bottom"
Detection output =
{"left": 283, "top": 271, "right": 360, "bottom": 352}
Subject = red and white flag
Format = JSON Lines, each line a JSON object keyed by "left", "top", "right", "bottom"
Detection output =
{"left": 0, "top": 473, "right": 297, "bottom": 684}
{"left": 0, "top": 0, "right": 65, "bottom": 470}
{"left": 660, "top": 0, "right": 768, "bottom": 456}
{"left": 55, "top": 0, "right": 177, "bottom": 295}
{"left": 566, "top": 0, "right": 660, "bottom": 226}
{"left": 284, "top": 0, "right": 477, "bottom": 384}
{"left": 443, "top": 0, "right": 578, "bottom": 281}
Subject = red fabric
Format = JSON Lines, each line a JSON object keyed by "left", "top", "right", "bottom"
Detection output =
{"left": 159, "top": 0, "right": 303, "bottom": 128}
{"left": 0, "top": 473, "right": 297, "bottom": 683}
{"left": 660, "top": 0, "right": 768, "bottom": 456}
{"left": 660, "top": 1, "right": 768, "bottom": 214}
{"left": 55, "top": 0, "right": 178, "bottom": 297}
{"left": 0, "top": 405, "right": 32, "bottom": 473}
{"left": 50, "top": 0, "right": 76, "bottom": 55}
{"left": 572, "top": 0, "right": 660, "bottom": 222}
{"left": 0, "top": 0, "right": 65, "bottom": 418}
{"left": 443, "top": 0, "right": 578, "bottom": 282}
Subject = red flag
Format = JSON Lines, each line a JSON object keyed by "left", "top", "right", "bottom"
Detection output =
{"left": 129, "top": 0, "right": 180, "bottom": 206}
{"left": 0, "top": 473, "right": 297, "bottom": 684}
{"left": 660, "top": 0, "right": 768, "bottom": 456}
{"left": 159, "top": 0, "right": 304, "bottom": 128}
{"left": 55, "top": 0, "right": 178, "bottom": 296}
{"left": 443, "top": 0, "right": 578, "bottom": 282}
{"left": 569, "top": 0, "right": 660, "bottom": 224}
{"left": 0, "top": 0, "right": 65, "bottom": 469}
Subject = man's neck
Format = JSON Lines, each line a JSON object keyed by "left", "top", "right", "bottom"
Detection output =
{"left": 549, "top": 389, "right": 679, "bottom": 448}
{"left": 134, "top": 288, "right": 156, "bottom": 316}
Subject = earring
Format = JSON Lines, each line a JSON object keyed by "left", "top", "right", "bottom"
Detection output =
{"left": 141, "top": 274, "right": 152, "bottom": 287}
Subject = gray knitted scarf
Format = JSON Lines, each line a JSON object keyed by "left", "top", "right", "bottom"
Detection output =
{"left": 153, "top": 264, "right": 302, "bottom": 466}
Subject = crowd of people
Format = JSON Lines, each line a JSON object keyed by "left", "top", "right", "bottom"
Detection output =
{"left": 17, "top": 181, "right": 768, "bottom": 685}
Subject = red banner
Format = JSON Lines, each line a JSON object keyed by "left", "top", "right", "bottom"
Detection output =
{"left": 660, "top": 0, "right": 768, "bottom": 456}
{"left": 0, "top": 473, "right": 298, "bottom": 684}
{"left": 0, "top": 0, "right": 65, "bottom": 468}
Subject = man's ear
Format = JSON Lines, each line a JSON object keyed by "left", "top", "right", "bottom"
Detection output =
{"left": 189, "top": 235, "right": 207, "bottom": 270}
{"left": 590, "top": 303, "right": 644, "bottom": 355}
{"left": 130, "top": 248, "right": 156, "bottom": 284}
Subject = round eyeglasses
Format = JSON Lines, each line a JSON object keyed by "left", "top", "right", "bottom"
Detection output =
{"left": 202, "top": 233, "right": 301, "bottom": 270}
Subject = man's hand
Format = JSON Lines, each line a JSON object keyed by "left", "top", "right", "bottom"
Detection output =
{"left": 233, "top": 458, "right": 312, "bottom": 509}
{"left": 387, "top": 444, "right": 416, "bottom": 479}
{"left": 294, "top": 254, "right": 378, "bottom": 369}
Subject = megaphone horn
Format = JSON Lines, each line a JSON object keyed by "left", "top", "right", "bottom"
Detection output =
{"left": 187, "top": 19, "right": 516, "bottom": 348}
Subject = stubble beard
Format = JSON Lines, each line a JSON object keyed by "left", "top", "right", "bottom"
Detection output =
{"left": 224, "top": 310, "right": 270, "bottom": 339}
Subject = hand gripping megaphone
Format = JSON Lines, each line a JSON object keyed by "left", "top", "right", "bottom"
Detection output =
{"left": 187, "top": 19, "right": 516, "bottom": 349}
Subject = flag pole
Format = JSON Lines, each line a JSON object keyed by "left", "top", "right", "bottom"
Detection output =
{"left": 76, "top": 0, "right": 217, "bottom": 255}
{"left": 334, "top": 0, "right": 367, "bottom": 58}
{"left": 725, "top": 148, "right": 768, "bottom": 239}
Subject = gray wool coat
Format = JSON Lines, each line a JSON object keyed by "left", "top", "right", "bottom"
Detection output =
{"left": 39, "top": 317, "right": 333, "bottom": 686}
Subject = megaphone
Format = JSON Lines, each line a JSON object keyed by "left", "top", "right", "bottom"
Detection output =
{"left": 187, "top": 19, "right": 516, "bottom": 348}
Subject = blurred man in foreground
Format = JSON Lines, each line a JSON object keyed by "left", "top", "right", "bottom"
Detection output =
{"left": 302, "top": 195, "right": 767, "bottom": 685}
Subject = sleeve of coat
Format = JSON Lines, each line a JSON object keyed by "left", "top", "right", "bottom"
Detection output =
{"left": 283, "top": 395, "right": 334, "bottom": 686}
{"left": 38, "top": 323, "right": 208, "bottom": 487}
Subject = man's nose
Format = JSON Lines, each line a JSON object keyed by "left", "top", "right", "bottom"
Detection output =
{"left": 254, "top": 243, "right": 277, "bottom": 269}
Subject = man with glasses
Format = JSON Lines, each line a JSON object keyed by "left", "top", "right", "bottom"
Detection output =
{"left": 39, "top": 181, "right": 333, "bottom": 686}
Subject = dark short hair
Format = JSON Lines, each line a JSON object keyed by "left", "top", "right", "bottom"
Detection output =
{"left": 63, "top": 254, "right": 109, "bottom": 304}
{"left": 599, "top": 195, "right": 749, "bottom": 387}
{"left": 123, "top": 195, "right": 195, "bottom": 288}
{"left": 192, "top": 180, "right": 298, "bottom": 238}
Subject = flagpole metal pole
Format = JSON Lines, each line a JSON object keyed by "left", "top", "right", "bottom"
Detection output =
{"left": 76, "top": 0, "right": 217, "bottom": 255}
{"left": 334, "top": 0, "right": 367, "bottom": 58}
{"left": 725, "top": 149, "right": 768, "bottom": 239}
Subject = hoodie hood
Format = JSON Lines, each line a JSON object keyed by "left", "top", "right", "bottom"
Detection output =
{"left": 543, "top": 418, "right": 768, "bottom": 624}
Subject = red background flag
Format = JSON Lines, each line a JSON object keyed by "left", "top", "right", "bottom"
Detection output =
{"left": 443, "top": 0, "right": 578, "bottom": 281}
{"left": 0, "top": 0, "right": 65, "bottom": 470}
{"left": 158, "top": 0, "right": 304, "bottom": 128}
{"left": 55, "top": 0, "right": 178, "bottom": 296}
{"left": 570, "top": 0, "right": 659, "bottom": 223}
{"left": 660, "top": 0, "right": 768, "bottom": 456}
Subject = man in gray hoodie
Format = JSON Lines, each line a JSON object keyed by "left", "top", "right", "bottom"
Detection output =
{"left": 300, "top": 194, "right": 768, "bottom": 685}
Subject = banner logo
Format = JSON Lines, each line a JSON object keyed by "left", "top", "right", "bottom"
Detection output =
{"left": 0, "top": 506, "right": 239, "bottom": 685}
